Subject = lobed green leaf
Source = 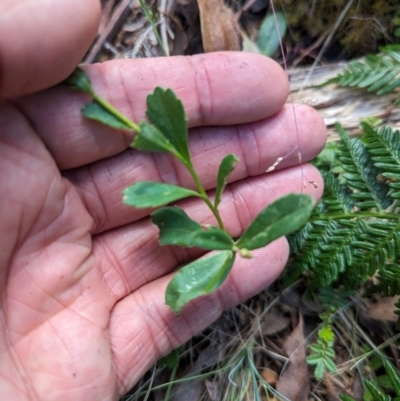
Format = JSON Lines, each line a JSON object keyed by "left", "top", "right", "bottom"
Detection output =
{"left": 166, "top": 251, "right": 235, "bottom": 315}
{"left": 146, "top": 87, "right": 190, "bottom": 162}
{"left": 215, "top": 154, "right": 239, "bottom": 208}
{"left": 82, "top": 101, "right": 133, "bottom": 131}
{"left": 123, "top": 182, "right": 199, "bottom": 208}
{"left": 236, "top": 194, "right": 314, "bottom": 251}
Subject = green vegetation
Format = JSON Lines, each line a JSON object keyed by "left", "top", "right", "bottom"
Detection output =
{"left": 321, "top": 45, "right": 400, "bottom": 104}
{"left": 277, "top": 0, "right": 399, "bottom": 57}
{"left": 66, "top": 67, "right": 313, "bottom": 315}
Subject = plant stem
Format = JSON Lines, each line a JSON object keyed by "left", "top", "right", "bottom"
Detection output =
{"left": 139, "top": 0, "right": 167, "bottom": 57}
{"left": 92, "top": 93, "right": 140, "bottom": 132}
{"left": 186, "top": 161, "right": 226, "bottom": 231}
{"left": 163, "top": 364, "right": 177, "bottom": 401}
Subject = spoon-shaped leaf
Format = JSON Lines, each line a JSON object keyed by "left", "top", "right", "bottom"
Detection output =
{"left": 133, "top": 121, "right": 178, "bottom": 154}
{"left": 215, "top": 154, "right": 239, "bottom": 207}
{"left": 152, "top": 207, "right": 234, "bottom": 250}
{"left": 236, "top": 194, "right": 314, "bottom": 250}
{"left": 64, "top": 67, "right": 93, "bottom": 95}
{"left": 188, "top": 227, "right": 234, "bottom": 250}
{"left": 123, "top": 182, "right": 200, "bottom": 208}
{"left": 151, "top": 207, "right": 202, "bottom": 246}
{"left": 82, "top": 101, "right": 134, "bottom": 131}
{"left": 146, "top": 87, "right": 190, "bottom": 162}
{"left": 166, "top": 250, "right": 235, "bottom": 315}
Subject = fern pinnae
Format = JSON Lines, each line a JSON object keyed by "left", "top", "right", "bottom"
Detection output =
{"left": 322, "top": 47, "right": 400, "bottom": 102}
{"left": 362, "top": 123, "right": 400, "bottom": 203}
{"left": 336, "top": 123, "right": 391, "bottom": 211}
{"left": 289, "top": 124, "right": 400, "bottom": 295}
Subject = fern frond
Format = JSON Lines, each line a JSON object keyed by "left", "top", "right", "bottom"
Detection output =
{"left": 336, "top": 123, "right": 391, "bottom": 211}
{"left": 365, "top": 379, "right": 392, "bottom": 401}
{"left": 288, "top": 124, "right": 400, "bottom": 294}
{"left": 384, "top": 361, "right": 400, "bottom": 398}
{"left": 362, "top": 123, "right": 400, "bottom": 201}
{"left": 339, "top": 361, "right": 400, "bottom": 401}
{"left": 323, "top": 47, "right": 400, "bottom": 102}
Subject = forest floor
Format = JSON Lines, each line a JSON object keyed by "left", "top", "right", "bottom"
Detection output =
{"left": 86, "top": 1, "right": 400, "bottom": 400}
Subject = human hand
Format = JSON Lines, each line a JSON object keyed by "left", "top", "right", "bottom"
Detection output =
{"left": 0, "top": 1, "right": 326, "bottom": 400}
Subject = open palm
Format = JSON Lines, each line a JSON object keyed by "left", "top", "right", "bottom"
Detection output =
{"left": 0, "top": 1, "right": 326, "bottom": 400}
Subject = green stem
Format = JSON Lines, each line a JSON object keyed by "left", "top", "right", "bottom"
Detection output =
{"left": 163, "top": 364, "right": 178, "bottom": 401}
{"left": 185, "top": 161, "right": 226, "bottom": 231}
{"left": 139, "top": 0, "right": 167, "bottom": 57}
{"left": 310, "top": 211, "right": 400, "bottom": 222}
{"left": 92, "top": 93, "right": 140, "bottom": 132}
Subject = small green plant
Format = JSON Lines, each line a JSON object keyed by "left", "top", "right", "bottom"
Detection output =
{"left": 321, "top": 45, "right": 400, "bottom": 104}
{"left": 306, "top": 309, "right": 337, "bottom": 380}
{"left": 66, "top": 67, "right": 314, "bottom": 315}
{"left": 340, "top": 360, "right": 400, "bottom": 401}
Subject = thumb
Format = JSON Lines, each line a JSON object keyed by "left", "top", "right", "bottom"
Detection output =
{"left": 0, "top": 0, "right": 101, "bottom": 99}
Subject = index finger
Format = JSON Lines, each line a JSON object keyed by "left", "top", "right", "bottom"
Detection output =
{"left": 15, "top": 52, "right": 289, "bottom": 169}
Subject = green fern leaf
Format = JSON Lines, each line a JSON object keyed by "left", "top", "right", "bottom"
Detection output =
{"left": 340, "top": 395, "right": 357, "bottom": 401}
{"left": 384, "top": 361, "right": 400, "bottom": 397}
{"left": 365, "top": 379, "right": 392, "bottom": 401}
{"left": 336, "top": 123, "right": 391, "bottom": 211}
{"left": 289, "top": 123, "right": 400, "bottom": 294}
{"left": 322, "top": 47, "right": 400, "bottom": 103}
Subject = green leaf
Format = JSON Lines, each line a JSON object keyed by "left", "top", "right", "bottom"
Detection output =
{"left": 157, "top": 348, "right": 181, "bottom": 369}
{"left": 306, "top": 354, "right": 323, "bottom": 365}
{"left": 82, "top": 101, "right": 133, "bottom": 131}
{"left": 318, "top": 325, "right": 335, "bottom": 344}
{"left": 123, "top": 182, "right": 200, "bottom": 208}
{"left": 323, "top": 357, "right": 337, "bottom": 373}
{"left": 384, "top": 361, "right": 400, "bottom": 396}
{"left": 257, "top": 11, "right": 287, "bottom": 57}
{"left": 314, "top": 360, "right": 325, "bottom": 380}
{"left": 152, "top": 207, "right": 234, "bottom": 250}
{"left": 133, "top": 121, "right": 177, "bottom": 154}
{"left": 189, "top": 227, "right": 234, "bottom": 250}
{"left": 236, "top": 194, "right": 314, "bottom": 251}
{"left": 365, "top": 380, "right": 390, "bottom": 401}
{"left": 166, "top": 251, "right": 235, "bottom": 315}
{"left": 215, "top": 154, "right": 239, "bottom": 207}
{"left": 146, "top": 88, "right": 190, "bottom": 162}
{"left": 64, "top": 67, "right": 93, "bottom": 95}
{"left": 340, "top": 394, "right": 357, "bottom": 401}
{"left": 152, "top": 206, "right": 202, "bottom": 245}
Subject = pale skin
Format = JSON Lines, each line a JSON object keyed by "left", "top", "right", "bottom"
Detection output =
{"left": 0, "top": 0, "right": 327, "bottom": 400}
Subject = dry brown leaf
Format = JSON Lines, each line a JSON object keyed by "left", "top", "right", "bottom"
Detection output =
{"left": 197, "top": 0, "right": 242, "bottom": 52}
{"left": 205, "top": 380, "right": 219, "bottom": 401}
{"left": 261, "top": 368, "right": 279, "bottom": 385}
{"left": 170, "top": 346, "right": 221, "bottom": 401}
{"left": 261, "top": 309, "right": 290, "bottom": 336}
{"left": 326, "top": 374, "right": 342, "bottom": 401}
{"left": 368, "top": 296, "right": 398, "bottom": 322}
{"left": 276, "top": 315, "right": 310, "bottom": 401}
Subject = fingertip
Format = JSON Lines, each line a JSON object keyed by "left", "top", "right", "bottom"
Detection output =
{"left": 0, "top": 0, "right": 101, "bottom": 99}
{"left": 193, "top": 52, "right": 290, "bottom": 123}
